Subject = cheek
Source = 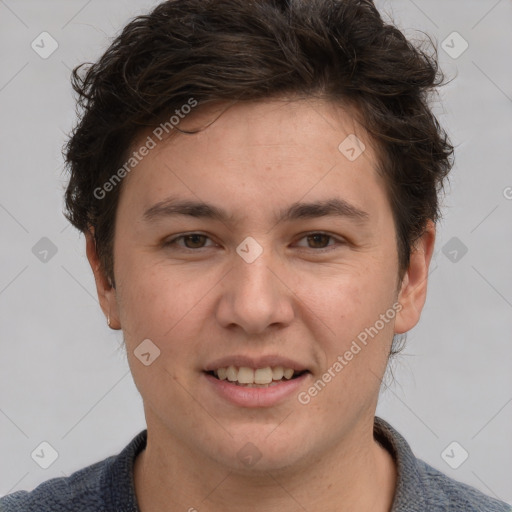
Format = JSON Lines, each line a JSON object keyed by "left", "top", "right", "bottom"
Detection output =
{"left": 296, "top": 267, "right": 397, "bottom": 415}
{"left": 117, "top": 267, "right": 210, "bottom": 397}
{"left": 115, "top": 258, "right": 211, "bottom": 349}
{"left": 292, "top": 259, "right": 396, "bottom": 342}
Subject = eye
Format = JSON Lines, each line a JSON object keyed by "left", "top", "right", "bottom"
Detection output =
{"left": 295, "top": 232, "right": 344, "bottom": 251}
{"left": 164, "top": 233, "right": 216, "bottom": 250}
{"left": 163, "top": 231, "right": 344, "bottom": 252}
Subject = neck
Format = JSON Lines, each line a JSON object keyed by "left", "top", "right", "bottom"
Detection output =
{"left": 134, "top": 414, "right": 397, "bottom": 512}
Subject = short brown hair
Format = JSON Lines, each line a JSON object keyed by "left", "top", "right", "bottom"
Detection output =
{"left": 64, "top": 0, "right": 453, "bottom": 292}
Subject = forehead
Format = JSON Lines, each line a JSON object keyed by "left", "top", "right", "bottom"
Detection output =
{"left": 118, "top": 98, "right": 389, "bottom": 224}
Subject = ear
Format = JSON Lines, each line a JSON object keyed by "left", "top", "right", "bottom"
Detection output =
{"left": 394, "top": 220, "right": 436, "bottom": 334}
{"left": 85, "top": 228, "right": 121, "bottom": 329}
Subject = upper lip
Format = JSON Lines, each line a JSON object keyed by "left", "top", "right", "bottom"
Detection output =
{"left": 204, "top": 355, "right": 310, "bottom": 372}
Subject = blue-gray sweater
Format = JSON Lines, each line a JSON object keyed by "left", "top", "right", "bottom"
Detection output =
{"left": 1, "top": 417, "right": 509, "bottom": 511}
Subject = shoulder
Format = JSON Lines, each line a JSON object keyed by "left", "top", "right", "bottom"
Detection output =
{"left": 414, "top": 457, "right": 510, "bottom": 512}
{"left": 374, "top": 417, "right": 510, "bottom": 512}
{"left": 0, "top": 430, "right": 146, "bottom": 512}
{"left": 0, "top": 457, "right": 113, "bottom": 512}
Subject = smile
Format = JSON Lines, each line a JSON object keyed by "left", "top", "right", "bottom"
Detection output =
{"left": 208, "top": 365, "right": 308, "bottom": 387}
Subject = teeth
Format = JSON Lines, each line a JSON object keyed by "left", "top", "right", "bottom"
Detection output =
{"left": 254, "top": 367, "right": 273, "bottom": 384}
{"left": 283, "top": 368, "right": 294, "bottom": 379}
{"left": 212, "top": 365, "right": 301, "bottom": 385}
{"left": 272, "top": 366, "right": 284, "bottom": 380}
{"left": 237, "top": 367, "right": 254, "bottom": 384}
{"left": 226, "top": 365, "right": 237, "bottom": 382}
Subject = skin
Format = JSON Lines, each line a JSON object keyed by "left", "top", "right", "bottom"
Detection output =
{"left": 86, "top": 98, "right": 435, "bottom": 512}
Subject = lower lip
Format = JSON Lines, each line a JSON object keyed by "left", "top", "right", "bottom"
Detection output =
{"left": 203, "top": 372, "right": 309, "bottom": 408}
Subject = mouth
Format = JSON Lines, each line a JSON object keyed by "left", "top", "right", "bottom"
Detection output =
{"left": 205, "top": 366, "right": 310, "bottom": 388}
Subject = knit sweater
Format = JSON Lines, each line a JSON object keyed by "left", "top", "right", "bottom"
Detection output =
{"left": 1, "top": 417, "right": 509, "bottom": 511}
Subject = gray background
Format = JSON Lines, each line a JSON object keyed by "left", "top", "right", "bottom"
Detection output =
{"left": 0, "top": 0, "right": 511, "bottom": 504}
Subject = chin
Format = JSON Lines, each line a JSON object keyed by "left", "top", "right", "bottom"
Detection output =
{"left": 212, "top": 428, "right": 311, "bottom": 474}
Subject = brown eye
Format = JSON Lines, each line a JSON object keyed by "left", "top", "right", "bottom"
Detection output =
{"left": 306, "top": 233, "right": 332, "bottom": 249}
{"left": 294, "top": 232, "right": 345, "bottom": 252}
{"left": 181, "top": 234, "right": 208, "bottom": 248}
{"left": 164, "top": 233, "right": 215, "bottom": 250}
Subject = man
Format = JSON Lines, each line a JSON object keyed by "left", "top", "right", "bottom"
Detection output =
{"left": 1, "top": 0, "right": 508, "bottom": 511}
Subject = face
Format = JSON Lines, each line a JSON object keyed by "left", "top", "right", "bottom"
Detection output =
{"left": 88, "top": 98, "right": 434, "bottom": 473}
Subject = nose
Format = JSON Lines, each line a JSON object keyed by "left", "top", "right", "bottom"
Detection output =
{"left": 215, "top": 248, "right": 295, "bottom": 335}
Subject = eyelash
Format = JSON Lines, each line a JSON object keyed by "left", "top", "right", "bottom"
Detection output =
{"left": 163, "top": 232, "right": 345, "bottom": 253}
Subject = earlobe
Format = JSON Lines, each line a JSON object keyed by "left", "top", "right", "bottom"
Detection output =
{"left": 85, "top": 229, "right": 121, "bottom": 330}
{"left": 394, "top": 220, "right": 436, "bottom": 334}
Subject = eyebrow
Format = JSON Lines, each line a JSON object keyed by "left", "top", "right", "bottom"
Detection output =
{"left": 142, "top": 196, "right": 369, "bottom": 225}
